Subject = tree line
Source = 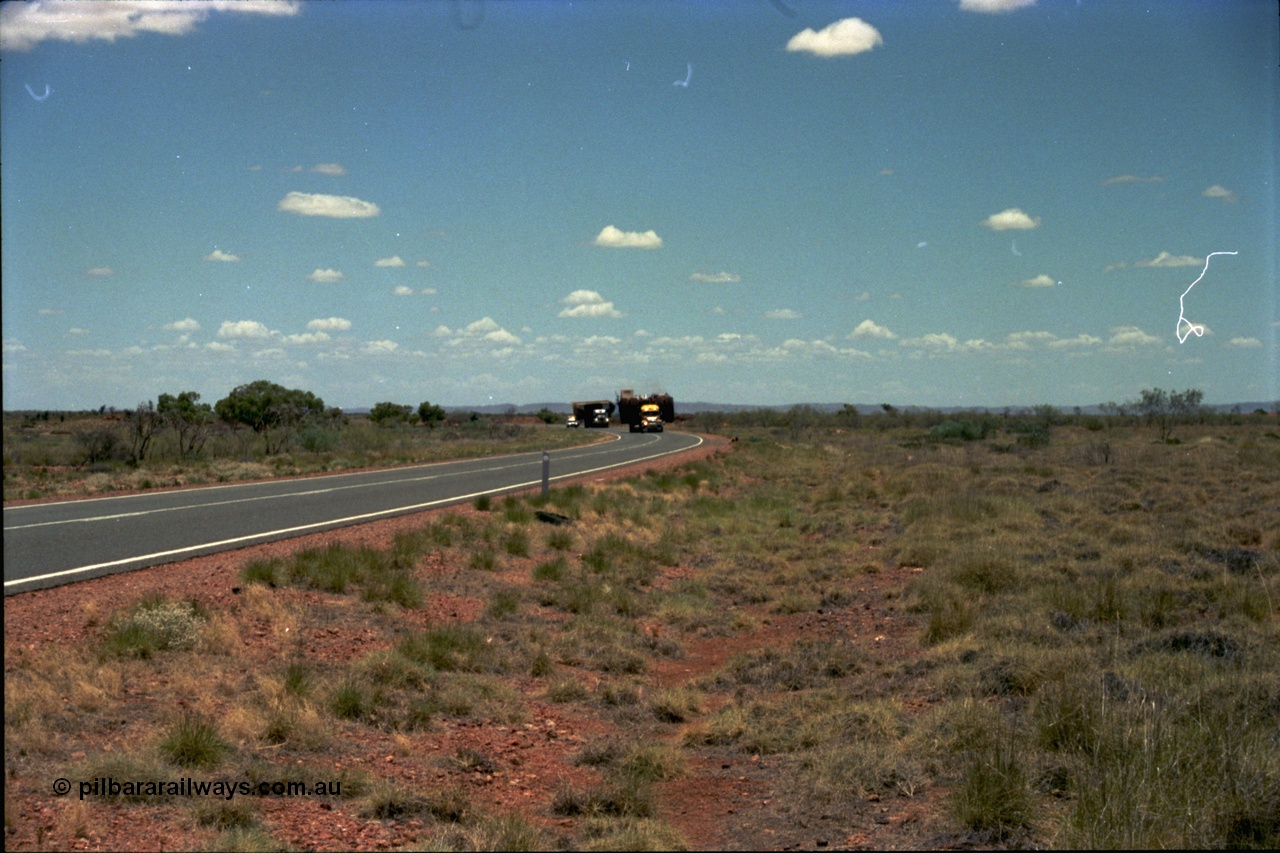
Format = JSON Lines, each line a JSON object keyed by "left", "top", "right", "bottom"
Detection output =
{"left": 69, "top": 381, "right": 452, "bottom": 465}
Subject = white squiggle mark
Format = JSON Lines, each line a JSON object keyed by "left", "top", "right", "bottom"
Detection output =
{"left": 25, "top": 84, "right": 51, "bottom": 102}
{"left": 673, "top": 63, "right": 692, "bottom": 88}
{"left": 1177, "top": 250, "right": 1237, "bottom": 343}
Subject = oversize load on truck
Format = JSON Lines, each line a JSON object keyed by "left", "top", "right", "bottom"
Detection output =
{"left": 617, "top": 392, "right": 675, "bottom": 425}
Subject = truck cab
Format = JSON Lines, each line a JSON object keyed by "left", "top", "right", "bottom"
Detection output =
{"left": 633, "top": 403, "right": 664, "bottom": 433}
{"left": 565, "top": 415, "right": 579, "bottom": 428}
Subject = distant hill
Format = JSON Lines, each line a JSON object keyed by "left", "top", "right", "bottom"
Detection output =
{"left": 430, "top": 400, "right": 1276, "bottom": 417}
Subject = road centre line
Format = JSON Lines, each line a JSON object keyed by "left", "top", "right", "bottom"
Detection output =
{"left": 4, "top": 435, "right": 700, "bottom": 591}
{"left": 5, "top": 434, "right": 654, "bottom": 531}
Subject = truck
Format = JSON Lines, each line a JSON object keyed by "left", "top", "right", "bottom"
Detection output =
{"left": 571, "top": 399, "right": 615, "bottom": 428}
{"left": 617, "top": 389, "right": 675, "bottom": 433}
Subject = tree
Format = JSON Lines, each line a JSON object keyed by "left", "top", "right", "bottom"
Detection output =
{"left": 417, "top": 400, "right": 447, "bottom": 429}
{"left": 1134, "top": 387, "right": 1203, "bottom": 442}
{"left": 214, "top": 380, "right": 324, "bottom": 454}
{"left": 158, "top": 391, "right": 214, "bottom": 459}
{"left": 535, "top": 407, "right": 561, "bottom": 424}
{"left": 369, "top": 401, "right": 413, "bottom": 426}
{"left": 126, "top": 400, "right": 162, "bottom": 465}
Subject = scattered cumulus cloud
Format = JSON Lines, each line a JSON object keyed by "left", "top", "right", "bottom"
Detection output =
{"left": 1105, "top": 251, "right": 1203, "bottom": 273}
{"left": 278, "top": 191, "right": 380, "bottom": 218}
{"left": 307, "top": 317, "right": 351, "bottom": 332}
{"left": 1013, "top": 274, "right": 1056, "bottom": 288}
{"left": 0, "top": 0, "right": 302, "bottom": 52}
{"left": 85, "top": 267, "right": 114, "bottom": 277}
{"left": 283, "top": 332, "right": 329, "bottom": 344}
{"left": 374, "top": 255, "right": 405, "bottom": 267}
{"left": 1202, "top": 184, "right": 1239, "bottom": 203}
{"left": 689, "top": 271, "right": 742, "bottom": 283}
{"left": 786, "top": 17, "right": 882, "bottom": 57}
{"left": 982, "top": 208, "right": 1041, "bottom": 231}
{"left": 559, "top": 290, "right": 623, "bottom": 318}
{"left": 218, "top": 320, "right": 272, "bottom": 340}
{"left": 850, "top": 319, "right": 897, "bottom": 340}
{"left": 1102, "top": 174, "right": 1164, "bottom": 185}
{"left": 68, "top": 327, "right": 89, "bottom": 335}
{"left": 363, "top": 340, "right": 399, "bottom": 354}
{"left": 593, "top": 225, "right": 662, "bottom": 249}
{"left": 204, "top": 249, "right": 240, "bottom": 262}
{"left": 415, "top": 260, "right": 432, "bottom": 268}
{"left": 307, "top": 268, "right": 343, "bottom": 283}
{"left": 393, "top": 286, "right": 415, "bottom": 296}
{"left": 958, "top": 0, "right": 1036, "bottom": 13}
{"left": 2, "top": 339, "right": 28, "bottom": 354}
{"left": 1107, "top": 325, "right": 1162, "bottom": 348}
{"left": 764, "top": 309, "right": 802, "bottom": 320}
{"left": 311, "top": 163, "right": 347, "bottom": 176}
{"left": 1226, "top": 337, "right": 1262, "bottom": 348}
{"left": 164, "top": 318, "right": 201, "bottom": 332}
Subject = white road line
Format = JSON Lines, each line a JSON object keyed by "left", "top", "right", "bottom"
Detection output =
{"left": 3, "top": 432, "right": 625, "bottom": 513}
{"left": 5, "top": 434, "right": 650, "bottom": 531}
{"left": 4, "top": 434, "right": 700, "bottom": 591}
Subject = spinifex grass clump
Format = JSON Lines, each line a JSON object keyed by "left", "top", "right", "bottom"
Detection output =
{"left": 240, "top": 542, "right": 422, "bottom": 606}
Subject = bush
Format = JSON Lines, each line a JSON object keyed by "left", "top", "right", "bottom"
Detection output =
{"left": 104, "top": 599, "right": 205, "bottom": 658}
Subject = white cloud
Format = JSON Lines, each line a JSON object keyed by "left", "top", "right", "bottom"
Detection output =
{"left": 559, "top": 290, "right": 623, "bottom": 318}
{"left": 0, "top": 0, "right": 301, "bottom": 52}
{"left": 981, "top": 208, "right": 1041, "bottom": 231}
{"left": 68, "top": 327, "right": 89, "bottom": 335}
{"left": 1013, "top": 274, "right": 1056, "bottom": 288}
{"left": 1202, "top": 184, "right": 1239, "bottom": 203}
{"left": 1226, "top": 336, "right": 1262, "bottom": 348}
{"left": 278, "top": 191, "right": 380, "bottom": 218}
{"left": 593, "top": 225, "right": 663, "bottom": 249}
{"left": 1107, "top": 325, "right": 1161, "bottom": 347}
{"left": 849, "top": 319, "right": 897, "bottom": 340}
{"left": 363, "top": 340, "right": 399, "bottom": 354}
{"left": 901, "top": 332, "right": 959, "bottom": 351}
{"left": 393, "top": 285, "right": 415, "bottom": 296}
{"left": 204, "top": 249, "right": 240, "bottom": 262}
{"left": 85, "top": 267, "right": 114, "bottom": 277}
{"left": 311, "top": 163, "right": 347, "bottom": 176}
{"left": 164, "top": 318, "right": 201, "bottom": 332}
{"left": 1102, "top": 174, "right": 1164, "bottom": 185}
{"left": 416, "top": 260, "right": 432, "bottom": 268}
{"left": 1105, "top": 251, "right": 1204, "bottom": 273}
{"left": 283, "top": 332, "right": 329, "bottom": 344}
{"left": 442, "top": 317, "right": 525, "bottom": 347}
{"left": 307, "top": 268, "right": 343, "bottom": 283}
{"left": 217, "top": 320, "right": 272, "bottom": 340}
{"left": 205, "top": 341, "right": 236, "bottom": 352}
{"left": 307, "top": 317, "right": 351, "bottom": 332}
{"left": 764, "top": 309, "right": 802, "bottom": 320}
{"left": 959, "top": 0, "right": 1036, "bottom": 13}
{"left": 689, "top": 271, "right": 742, "bottom": 283}
{"left": 786, "top": 17, "right": 882, "bottom": 57}
{"left": 374, "top": 255, "right": 405, "bottom": 267}
{"left": 2, "top": 339, "right": 28, "bottom": 354}
{"left": 1046, "top": 334, "right": 1102, "bottom": 349}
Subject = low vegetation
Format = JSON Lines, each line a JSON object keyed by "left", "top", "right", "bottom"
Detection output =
{"left": 5, "top": 402, "right": 1278, "bottom": 849}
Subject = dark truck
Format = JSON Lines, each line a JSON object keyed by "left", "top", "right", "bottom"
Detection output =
{"left": 617, "top": 389, "right": 675, "bottom": 433}
{"left": 571, "top": 399, "right": 615, "bottom": 428}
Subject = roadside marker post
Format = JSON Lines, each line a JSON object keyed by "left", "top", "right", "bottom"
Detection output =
{"left": 541, "top": 451, "right": 550, "bottom": 497}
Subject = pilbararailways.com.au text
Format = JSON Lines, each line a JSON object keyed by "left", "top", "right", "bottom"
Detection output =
{"left": 56, "top": 776, "right": 341, "bottom": 801}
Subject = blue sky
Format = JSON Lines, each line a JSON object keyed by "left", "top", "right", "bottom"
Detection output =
{"left": 2, "top": 0, "right": 1276, "bottom": 411}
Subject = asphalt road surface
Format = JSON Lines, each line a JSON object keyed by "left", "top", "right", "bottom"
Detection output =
{"left": 3, "top": 429, "right": 703, "bottom": 595}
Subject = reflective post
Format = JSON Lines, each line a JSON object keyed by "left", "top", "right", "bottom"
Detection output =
{"left": 541, "top": 451, "right": 550, "bottom": 497}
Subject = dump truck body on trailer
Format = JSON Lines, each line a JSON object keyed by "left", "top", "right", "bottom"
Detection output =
{"left": 571, "top": 400, "right": 615, "bottom": 428}
{"left": 617, "top": 390, "right": 675, "bottom": 433}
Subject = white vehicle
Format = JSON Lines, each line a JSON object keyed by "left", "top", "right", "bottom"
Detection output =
{"left": 565, "top": 415, "right": 579, "bottom": 428}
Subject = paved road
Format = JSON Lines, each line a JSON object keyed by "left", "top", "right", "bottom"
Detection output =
{"left": 3, "top": 430, "right": 703, "bottom": 595}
